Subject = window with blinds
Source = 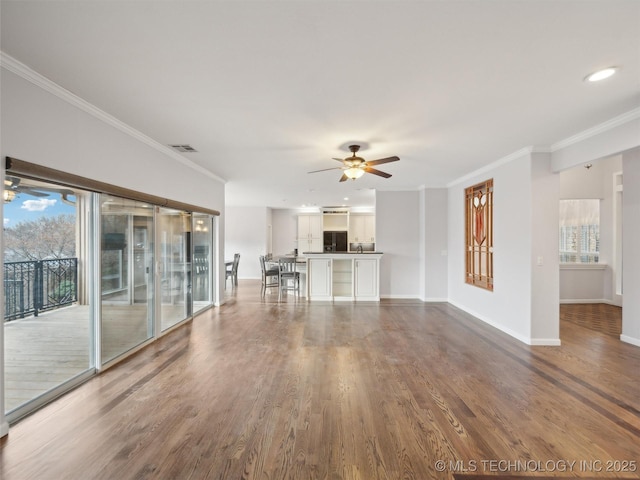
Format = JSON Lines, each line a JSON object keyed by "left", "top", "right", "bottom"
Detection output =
{"left": 559, "top": 199, "right": 600, "bottom": 263}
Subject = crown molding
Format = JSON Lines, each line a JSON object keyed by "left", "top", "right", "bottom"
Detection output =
{"left": 446, "top": 146, "right": 536, "bottom": 188}
{"left": 446, "top": 107, "right": 639, "bottom": 189}
{"left": 550, "top": 107, "right": 640, "bottom": 152}
{"left": 0, "top": 52, "right": 226, "bottom": 184}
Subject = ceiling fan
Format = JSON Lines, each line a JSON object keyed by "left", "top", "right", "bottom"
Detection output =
{"left": 4, "top": 175, "right": 75, "bottom": 203}
{"left": 4, "top": 176, "right": 50, "bottom": 200}
{"left": 308, "top": 145, "right": 399, "bottom": 182}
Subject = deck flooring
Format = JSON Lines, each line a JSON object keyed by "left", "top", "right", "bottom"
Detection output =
{"left": 4, "top": 301, "right": 198, "bottom": 411}
{"left": 1, "top": 281, "right": 638, "bottom": 479}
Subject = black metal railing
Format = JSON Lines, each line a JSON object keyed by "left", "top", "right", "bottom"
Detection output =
{"left": 4, "top": 258, "right": 78, "bottom": 321}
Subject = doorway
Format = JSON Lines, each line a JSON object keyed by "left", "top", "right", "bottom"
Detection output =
{"left": 558, "top": 156, "right": 623, "bottom": 340}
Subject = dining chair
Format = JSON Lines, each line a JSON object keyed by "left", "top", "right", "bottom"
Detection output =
{"left": 278, "top": 257, "right": 300, "bottom": 301}
{"left": 259, "top": 255, "right": 279, "bottom": 297}
{"left": 225, "top": 253, "right": 240, "bottom": 289}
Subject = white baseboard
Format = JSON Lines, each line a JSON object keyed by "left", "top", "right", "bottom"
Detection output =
{"left": 380, "top": 294, "right": 422, "bottom": 299}
{"left": 422, "top": 297, "right": 449, "bottom": 303}
{"left": 530, "top": 338, "right": 562, "bottom": 346}
{"left": 560, "top": 298, "right": 620, "bottom": 305}
{"left": 620, "top": 335, "right": 640, "bottom": 347}
{"left": 448, "top": 300, "right": 533, "bottom": 345}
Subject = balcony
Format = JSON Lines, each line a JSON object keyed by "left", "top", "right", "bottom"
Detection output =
{"left": 4, "top": 258, "right": 78, "bottom": 321}
{"left": 3, "top": 258, "right": 88, "bottom": 413}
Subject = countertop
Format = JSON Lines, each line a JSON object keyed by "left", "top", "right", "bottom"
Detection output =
{"left": 302, "top": 251, "right": 383, "bottom": 255}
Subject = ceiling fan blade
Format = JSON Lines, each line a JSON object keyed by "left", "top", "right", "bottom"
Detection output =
{"left": 339, "top": 173, "right": 348, "bottom": 182}
{"left": 6, "top": 176, "right": 21, "bottom": 187}
{"left": 332, "top": 158, "right": 345, "bottom": 162}
{"left": 365, "top": 156, "right": 400, "bottom": 166}
{"left": 364, "top": 167, "right": 392, "bottom": 179}
{"left": 21, "top": 188, "right": 49, "bottom": 197}
{"left": 308, "top": 167, "right": 343, "bottom": 173}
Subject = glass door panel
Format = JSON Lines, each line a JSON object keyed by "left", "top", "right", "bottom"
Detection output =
{"left": 100, "top": 195, "right": 153, "bottom": 364}
{"left": 193, "top": 214, "right": 213, "bottom": 313}
{"left": 158, "top": 208, "right": 191, "bottom": 330}
{"left": 3, "top": 177, "right": 94, "bottom": 415}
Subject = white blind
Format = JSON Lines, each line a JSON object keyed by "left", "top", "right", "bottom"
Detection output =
{"left": 559, "top": 199, "right": 600, "bottom": 227}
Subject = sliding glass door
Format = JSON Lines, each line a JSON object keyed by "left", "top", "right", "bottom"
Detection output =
{"left": 4, "top": 165, "right": 219, "bottom": 419}
{"left": 157, "top": 207, "right": 191, "bottom": 331}
{"left": 3, "top": 177, "right": 94, "bottom": 418}
{"left": 193, "top": 213, "right": 213, "bottom": 313}
{"left": 100, "top": 195, "right": 154, "bottom": 364}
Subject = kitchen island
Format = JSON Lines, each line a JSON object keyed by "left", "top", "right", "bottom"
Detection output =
{"left": 302, "top": 252, "right": 383, "bottom": 301}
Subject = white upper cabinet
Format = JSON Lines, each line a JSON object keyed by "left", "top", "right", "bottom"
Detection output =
{"left": 349, "top": 214, "right": 375, "bottom": 243}
{"left": 298, "top": 215, "right": 322, "bottom": 239}
{"left": 298, "top": 215, "right": 323, "bottom": 252}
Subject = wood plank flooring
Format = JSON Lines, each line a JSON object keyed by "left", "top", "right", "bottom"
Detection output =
{"left": 1, "top": 280, "right": 638, "bottom": 479}
{"left": 560, "top": 303, "right": 622, "bottom": 337}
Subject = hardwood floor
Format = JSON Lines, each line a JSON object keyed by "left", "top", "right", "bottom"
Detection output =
{"left": 560, "top": 303, "right": 622, "bottom": 337}
{"left": 1, "top": 280, "right": 638, "bottom": 479}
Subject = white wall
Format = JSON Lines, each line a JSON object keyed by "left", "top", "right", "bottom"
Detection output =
{"left": 1, "top": 69, "right": 225, "bottom": 212}
{"left": 621, "top": 148, "right": 640, "bottom": 346}
{"left": 271, "top": 209, "right": 299, "bottom": 256}
{"left": 376, "top": 191, "right": 421, "bottom": 298}
{"left": 1, "top": 62, "right": 226, "bottom": 436}
{"left": 448, "top": 153, "right": 534, "bottom": 344}
{"left": 530, "top": 153, "right": 560, "bottom": 344}
{"left": 225, "top": 206, "right": 269, "bottom": 280}
{"left": 421, "top": 188, "right": 448, "bottom": 301}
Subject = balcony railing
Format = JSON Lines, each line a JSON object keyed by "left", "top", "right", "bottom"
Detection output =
{"left": 4, "top": 258, "right": 78, "bottom": 321}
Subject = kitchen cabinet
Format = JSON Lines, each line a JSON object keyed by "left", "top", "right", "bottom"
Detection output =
{"left": 305, "top": 253, "right": 382, "bottom": 301}
{"left": 298, "top": 215, "right": 323, "bottom": 252}
{"left": 354, "top": 258, "right": 378, "bottom": 299}
{"left": 349, "top": 214, "right": 375, "bottom": 243}
{"left": 308, "top": 258, "right": 332, "bottom": 300}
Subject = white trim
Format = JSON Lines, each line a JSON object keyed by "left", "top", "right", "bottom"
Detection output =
{"left": 377, "top": 185, "right": 426, "bottom": 192}
{"left": 448, "top": 299, "right": 533, "bottom": 345}
{"left": 560, "top": 298, "right": 617, "bottom": 305}
{"left": 446, "top": 108, "right": 640, "bottom": 189}
{"left": 0, "top": 52, "right": 226, "bottom": 184}
{"left": 551, "top": 108, "right": 640, "bottom": 152}
{"left": 620, "top": 335, "right": 640, "bottom": 348}
{"left": 530, "top": 338, "right": 562, "bottom": 346}
{"left": 380, "top": 294, "right": 422, "bottom": 299}
{"left": 559, "top": 263, "right": 607, "bottom": 270}
{"left": 446, "top": 146, "right": 542, "bottom": 188}
{"left": 422, "top": 297, "right": 449, "bottom": 302}
{"left": 5, "top": 369, "right": 95, "bottom": 424}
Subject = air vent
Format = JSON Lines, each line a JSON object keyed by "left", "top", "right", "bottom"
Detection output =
{"left": 169, "top": 144, "right": 198, "bottom": 153}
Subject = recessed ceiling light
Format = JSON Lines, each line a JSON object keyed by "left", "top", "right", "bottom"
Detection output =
{"left": 344, "top": 197, "right": 349, "bottom": 201}
{"left": 584, "top": 67, "right": 618, "bottom": 82}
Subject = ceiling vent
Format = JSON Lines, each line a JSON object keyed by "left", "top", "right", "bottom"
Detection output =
{"left": 169, "top": 144, "right": 198, "bottom": 153}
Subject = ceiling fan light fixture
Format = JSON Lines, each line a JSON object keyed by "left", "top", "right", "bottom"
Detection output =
{"left": 3, "top": 189, "right": 16, "bottom": 203}
{"left": 344, "top": 167, "right": 365, "bottom": 180}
